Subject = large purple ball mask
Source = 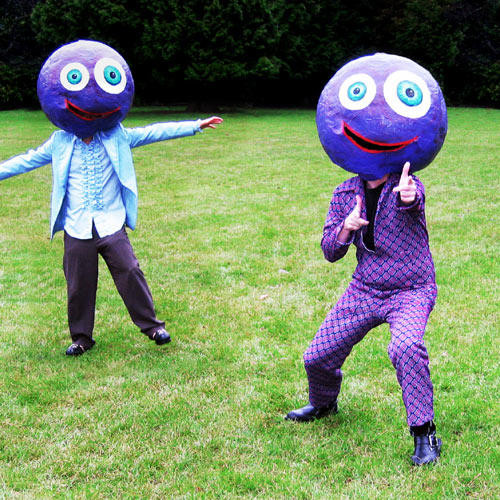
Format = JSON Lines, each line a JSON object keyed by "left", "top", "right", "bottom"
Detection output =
{"left": 37, "top": 40, "right": 134, "bottom": 138}
{"left": 316, "top": 53, "right": 447, "bottom": 180}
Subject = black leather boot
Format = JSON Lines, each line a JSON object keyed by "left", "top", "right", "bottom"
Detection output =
{"left": 65, "top": 342, "right": 94, "bottom": 356}
{"left": 410, "top": 421, "right": 442, "bottom": 465}
{"left": 150, "top": 328, "right": 171, "bottom": 345}
{"left": 285, "top": 401, "right": 338, "bottom": 422}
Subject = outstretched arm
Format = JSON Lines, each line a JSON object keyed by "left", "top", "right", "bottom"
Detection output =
{"left": 125, "top": 116, "right": 223, "bottom": 148}
{"left": 0, "top": 137, "right": 53, "bottom": 181}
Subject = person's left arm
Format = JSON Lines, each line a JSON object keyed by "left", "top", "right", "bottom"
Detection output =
{"left": 125, "top": 116, "right": 223, "bottom": 149}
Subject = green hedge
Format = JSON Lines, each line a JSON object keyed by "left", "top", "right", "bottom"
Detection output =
{"left": 1, "top": 0, "right": 499, "bottom": 108}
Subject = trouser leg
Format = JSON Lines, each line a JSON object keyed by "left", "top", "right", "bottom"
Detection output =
{"left": 97, "top": 228, "right": 164, "bottom": 336}
{"left": 386, "top": 286, "right": 437, "bottom": 427}
{"left": 63, "top": 232, "right": 98, "bottom": 348}
{"left": 304, "top": 283, "right": 382, "bottom": 408}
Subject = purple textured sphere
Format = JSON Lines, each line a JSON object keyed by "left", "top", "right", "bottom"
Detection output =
{"left": 37, "top": 40, "right": 134, "bottom": 138}
{"left": 316, "top": 53, "right": 447, "bottom": 180}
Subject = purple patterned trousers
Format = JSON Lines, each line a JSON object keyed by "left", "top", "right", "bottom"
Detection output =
{"left": 304, "top": 280, "right": 437, "bottom": 426}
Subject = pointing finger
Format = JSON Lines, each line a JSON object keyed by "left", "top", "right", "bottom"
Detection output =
{"left": 355, "top": 195, "right": 362, "bottom": 213}
{"left": 400, "top": 162, "right": 410, "bottom": 185}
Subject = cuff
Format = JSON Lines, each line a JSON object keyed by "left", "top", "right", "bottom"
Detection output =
{"left": 335, "top": 222, "right": 354, "bottom": 246}
{"left": 396, "top": 192, "right": 420, "bottom": 211}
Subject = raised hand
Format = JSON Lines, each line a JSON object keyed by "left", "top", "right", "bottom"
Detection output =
{"left": 200, "top": 116, "right": 223, "bottom": 129}
{"left": 338, "top": 195, "right": 369, "bottom": 243}
{"left": 345, "top": 195, "right": 369, "bottom": 231}
{"left": 392, "top": 161, "right": 416, "bottom": 204}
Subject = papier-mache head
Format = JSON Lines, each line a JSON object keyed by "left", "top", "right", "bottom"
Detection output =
{"left": 37, "top": 40, "right": 134, "bottom": 138}
{"left": 316, "top": 53, "right": 447, "bottom": 180}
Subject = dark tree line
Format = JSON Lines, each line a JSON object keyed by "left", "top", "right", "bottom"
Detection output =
{"left": 1, "top": 0, "right": 499, "bottom": 109}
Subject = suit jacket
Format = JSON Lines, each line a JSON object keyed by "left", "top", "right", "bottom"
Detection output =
{"left": 0, "top": 120, "right": 201, "bottom": 238}
{"left": 320, "top": 174, "right": 436, "bottom": 291}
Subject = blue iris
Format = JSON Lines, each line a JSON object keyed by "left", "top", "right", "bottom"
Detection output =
{"left": 67, "top": 69, "right": 82, "bottom": 85}
{"left": 397, "top": 80, "right": 423, "bottom": 106}
{"left": 104, "top": 65, "right": 122, "bottom": 85}
{"left": 347, "top": 82, "right": 367, "bottom": 101}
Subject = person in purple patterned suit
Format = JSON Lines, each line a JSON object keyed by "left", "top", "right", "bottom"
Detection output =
{"left": 285, "top": 53, "right": 447, "bottom": 465}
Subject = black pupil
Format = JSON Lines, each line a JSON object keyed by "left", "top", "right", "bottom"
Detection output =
{"left": 353, "top": 87, "right": 360, "bottom": 95}
{"left": 406, "top": 88, "right": 415, "bottom": 98}
{"left": 71, "top": 74, "right": 77, "bottom": 79}
{"left": 110, "top": 72, "right": 116, "bottom": 79}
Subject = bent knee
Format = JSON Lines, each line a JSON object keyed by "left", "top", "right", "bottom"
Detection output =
{"left": 303, "top": 347, "right": 326, "bottom": 368}
{"left": 303, "top": 344, "right": 345, "bottom": 370}
{"left": 387, "top": 337, "right": 426, "bottom": 364}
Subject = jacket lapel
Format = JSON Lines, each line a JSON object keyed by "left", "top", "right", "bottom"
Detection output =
{"left": 100, "top": 126, "right": 138, "bottom": 196}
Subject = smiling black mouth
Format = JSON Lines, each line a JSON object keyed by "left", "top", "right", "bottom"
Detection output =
{"left": 343, "top": 121, "right": 417, "bottom": 153}
{"left": 65, "top": 99, "right": 120, "bottom": 121}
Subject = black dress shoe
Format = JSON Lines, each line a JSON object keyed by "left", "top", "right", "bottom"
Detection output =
{"left": 65, "top": 343, "right": 93, "bottom": 356}
{"left": 151, "top": 328, "right": 171, "bottom": 345}
{"left": 285, "top": 401, "right": 338, "bottom": 422}
{"left": 411, "top": 429, "right": 442, "bottom": 465}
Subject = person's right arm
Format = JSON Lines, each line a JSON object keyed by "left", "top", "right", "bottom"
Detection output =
{"left": 0, "top": 136, "right": 53, "bottom": 181}
{"left": 321, "top": 192, "right": 368, "bottom": 262}
{"left": 337, "top": 195, "right": 369, "bottom": 243}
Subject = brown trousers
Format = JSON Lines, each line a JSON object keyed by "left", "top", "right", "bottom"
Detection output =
{"left": 63, "top": 227, "right": 164, "bottom": 347}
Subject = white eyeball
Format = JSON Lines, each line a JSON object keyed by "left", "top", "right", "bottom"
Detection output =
{"left": 338, "top": 73, "right": 377, "bottom": 110}
{"left": 60, "top": 62, "right": 90, "bottom": 91}
{"left": 383, "top": 70, "right": 431, "bottom": 118}
{"left": 94, "top": 58, "right": 127, "bottom": 94}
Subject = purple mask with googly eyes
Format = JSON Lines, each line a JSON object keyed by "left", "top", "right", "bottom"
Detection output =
{"left": 37, "top": 40, "right": 134, "bottom": 138}
{"left": 316, "top": 53, "right": 447, "bottom": 180}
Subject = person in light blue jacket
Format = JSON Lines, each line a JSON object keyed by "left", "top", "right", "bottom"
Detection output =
{"left": 0, "top": 40, "right": 222, "bottom": 355}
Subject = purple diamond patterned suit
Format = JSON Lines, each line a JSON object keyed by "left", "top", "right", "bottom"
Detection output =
{"left": 304, "top": 173, "right": 437, "bottom": 427}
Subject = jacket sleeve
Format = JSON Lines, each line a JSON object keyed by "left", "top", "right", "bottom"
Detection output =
{"left": 321, "top": 188, "right": 354, "bottom": 263}
{"left": 124, "top": 120, "right": 203, "bottom": 149}
{"left": 0, "top": 136, "right": 53, "bottom": 181}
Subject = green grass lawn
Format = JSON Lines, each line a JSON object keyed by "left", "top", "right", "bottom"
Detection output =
{"left": 0, "top": 107, "right": 498, "bottom": 498}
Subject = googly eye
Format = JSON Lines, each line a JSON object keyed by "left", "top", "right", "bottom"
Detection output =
{"left": 384, "top": 70, "right": 431, "bottom": 118}
{"left": 339, "top": 73, "right": 376, "bottom": 110}
{"left": 60, "top": 62, "right": 90, "bottom": 91}
{"left": 103, "top": 65, "right": 122, "bottom": 85}
{"left": 397, "top": 81, "right": 423, "bottom": 107}
{"left": 94, "top": 57, "right": 127, "bottom": 94}
{"left": 347, "top": 81, "right": 367, "bottom": 101}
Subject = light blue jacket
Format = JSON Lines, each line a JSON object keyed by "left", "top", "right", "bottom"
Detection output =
{"left": 0, "top": 120, "right": 201, "bottom": 238}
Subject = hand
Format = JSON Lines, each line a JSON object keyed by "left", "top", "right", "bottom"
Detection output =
{"left": 200, "top": 116, "right": 223, "bottom": 129}
{"left": 392, "top": 161, "right": 416, "bottom": 204}
{"left": 337, "top": 194, "right": 369, "bottom": 243}
{"left": 344, "top": 195, "right": 369, "bottom": 232}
